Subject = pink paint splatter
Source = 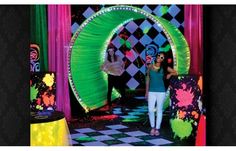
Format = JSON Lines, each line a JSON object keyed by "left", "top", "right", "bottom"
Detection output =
{"left": 176, "top": 84, "right": 194, "bottom": 107}
{"left": 125, "top": 50, "right": 133, "bottom": 58}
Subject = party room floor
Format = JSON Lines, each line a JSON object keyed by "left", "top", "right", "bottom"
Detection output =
{"left": 68, "top": 98, "right": 195, "bottom": 146}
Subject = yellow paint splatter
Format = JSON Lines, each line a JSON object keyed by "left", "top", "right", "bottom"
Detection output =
{"left": 43, "top": 73, "right": 55, "bottom": 87}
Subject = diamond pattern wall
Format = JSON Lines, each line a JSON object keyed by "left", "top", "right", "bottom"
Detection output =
{"left": 71, "top": 5, "right": 184, "bottom": 90}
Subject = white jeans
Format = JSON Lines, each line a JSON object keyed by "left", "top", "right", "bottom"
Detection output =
{"left": 148, "top": 92, "right": 166, "bottom": 129}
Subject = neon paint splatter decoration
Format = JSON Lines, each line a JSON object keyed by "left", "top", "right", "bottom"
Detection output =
{"left": 30, "top": 72, "right": 56, "bottom": 111}
{"left": 30, "top": 85, "right": 38, "bottom": 102}
{"left": 176, "top": 84, "right": 194, "bottom": 107}
{"left": 169, "top": 75, "right": 202, "bottom": 140}
{"left": 68, "top": 5, "right": 190, "bottom": 112}
{"left": 170, "top": 118, "right": 193, "bottom": 140}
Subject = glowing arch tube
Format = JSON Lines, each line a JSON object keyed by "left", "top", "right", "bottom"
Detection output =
{"left": 68, "top": 6, "right": 190, "bottom": 112}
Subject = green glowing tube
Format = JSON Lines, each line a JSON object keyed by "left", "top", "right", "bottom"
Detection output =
{"left": 69, "top": 6, "right": 190, "bottom": 112}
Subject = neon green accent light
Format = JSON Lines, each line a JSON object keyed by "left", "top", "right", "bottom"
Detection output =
{"left": 69, "top": 6, "right": 190, "bottom": 112}
{"left": 122, "top": 118, "right": 140, "bottom": 122}
{"left": 75, "top": 137, "right": 95, "bottom": 142}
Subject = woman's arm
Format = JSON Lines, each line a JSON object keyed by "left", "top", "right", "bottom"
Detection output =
{"left": 118, "top": 56, "right": 125, "bottom": 69}
{"left": 166, "top": 67, "right": 178, "bottom": 79}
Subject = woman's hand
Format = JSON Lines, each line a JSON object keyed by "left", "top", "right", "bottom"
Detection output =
{"left": 166, "top": 67, "right": 178, "bottom": 79}
{"left": 101, "top": 64, "right": 106, "bottom": 72}
{"left": 166, "top": 74, "right": 172, "bottom": 79}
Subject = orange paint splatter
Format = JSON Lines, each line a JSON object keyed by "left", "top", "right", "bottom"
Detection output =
{"left": 178, "top": 110, "right": 186, "bottom": 119}
{"left": 42, "top": 92, "right": 55, "bottom": 107}
{"left": 192, "top": 111, "right": 199, "bottom": 119}
{"left": 176, "top": 84, "right": 194, "bottom": 107}
{"left": 198, "top": 76, "right": 203, "bottom": 93}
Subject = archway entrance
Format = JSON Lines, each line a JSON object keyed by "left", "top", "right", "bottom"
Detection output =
{"left": 68, "top": 5, "right": 190, "bottom": 112}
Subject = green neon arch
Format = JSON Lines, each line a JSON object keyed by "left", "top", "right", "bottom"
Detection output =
{"left": 68, "top": 6, "right": 190, "bottom": 112}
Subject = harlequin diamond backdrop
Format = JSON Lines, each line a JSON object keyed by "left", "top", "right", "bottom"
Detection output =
{"left": 71, "top": 5, "right": 184, "bottom": 90}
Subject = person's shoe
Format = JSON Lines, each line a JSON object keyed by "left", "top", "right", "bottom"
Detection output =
{"left": 106, "top": 110, "right": 113, "bottom": 114}
{"left": 109, "top": 106, "right": 113, "bottom": 114}
{"left": 150, "top": 128, "right": 156, "bottom": 136}
{"left": 154, "top": 129, "right": 160, "bottom": 136}
{"left": 105, "top": 106, "right": 113, "bottom": 114}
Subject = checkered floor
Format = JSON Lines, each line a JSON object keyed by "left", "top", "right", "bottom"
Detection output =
{"left": 70, "top": 124, "right": 173, "bottom": 146}
{"left": 69, "top": 98, "right": 196, "bottom": 146}
{"left": 70, "top": 103, "right": 175, "bottom": 146}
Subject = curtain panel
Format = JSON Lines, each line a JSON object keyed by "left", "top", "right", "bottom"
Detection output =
{"left": 48, "top": 5, "right": 71, "bottom": 120}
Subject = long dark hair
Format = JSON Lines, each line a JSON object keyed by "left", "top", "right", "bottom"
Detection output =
{"left": 155, "top": 52, "right": 169, "bottom": 90}
{"left": 107, "top": 47, "right": 117, "bottom": 62}
{"left": 155, "top": 52, "right": 167, "bottom": 74}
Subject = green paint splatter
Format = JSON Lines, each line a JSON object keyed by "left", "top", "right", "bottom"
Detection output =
{"left": 30, "top": 85, "right": 38, "bottom": 102}
{"left": 119, "top": 39, "right": 131, "bottom": 49}
{"left": 120, "top": 38, "right": 125, "bottom": 45}
{"left": 143, "top": 27, "right": 149, "bottom": 34}
{"left": 159, "top": 44, "right": 171, "bottom": 52}
{"left": 161, "top": 6, "right": 169, "bottom": 15}
{"left": 36, "top": 105, "right": 43, "bottom": 110}
{"left": 126, "top": 41, "right": 131, "bottom": 49}
{"left": 170, "top": 118, "right": 193, "bottom": 140}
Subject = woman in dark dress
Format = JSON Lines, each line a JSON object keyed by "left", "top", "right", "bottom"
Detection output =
{"left": 101, "top": 47, "right": 127, "bottom": 114}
